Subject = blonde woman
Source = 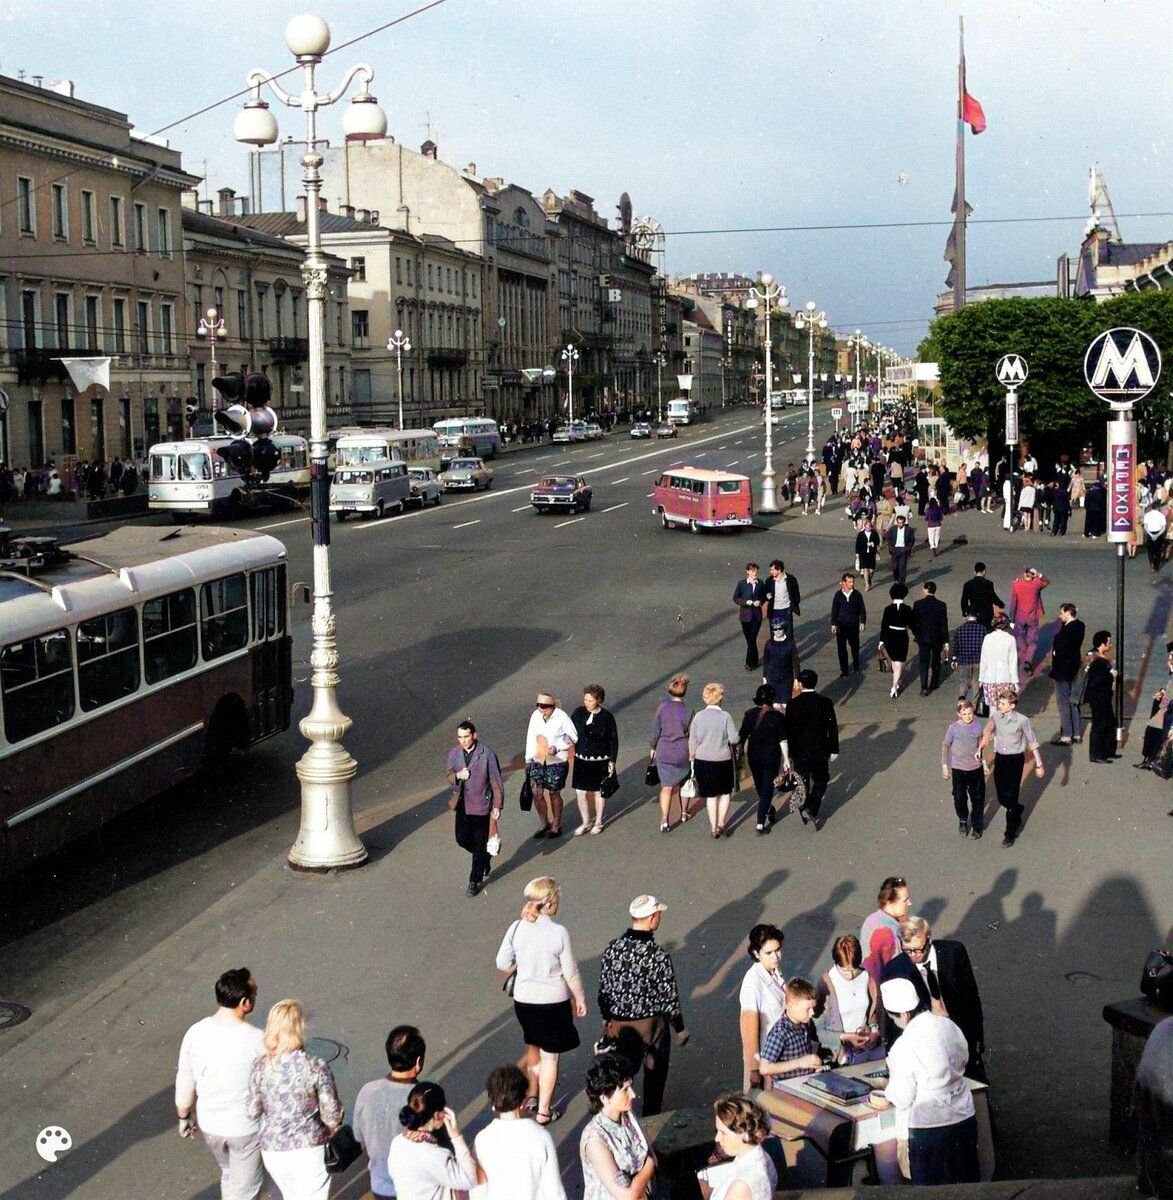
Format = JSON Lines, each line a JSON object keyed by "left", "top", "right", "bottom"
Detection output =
{"left": 650, "top": 674, "right": 693, "bottom": 831}
{"left": 496, "top": 877, "right": 587, "bottom": 1125}
{"left": 700, "top": 1093, "right": 777, "bottom": 1200}
{"left": 689, "top": 682, "right": 740, "bottom": 838}
{"left": 246, "top": 999, "right": 342, "bottom": 1200}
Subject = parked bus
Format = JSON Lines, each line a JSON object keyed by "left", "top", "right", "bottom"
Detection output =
{"left": 667, "top": 397, "right": 698, "bottom": 425}
{"left": 432, "top": 417, "right": 502, "bottom": 459}
{"left": 148, "top": 434, "right": 310, "bottom": 517}
{"left": 330, "top": 427, "right": 441, "bottom": 469}
{"left": 652, "top": 466, "right": 754, "bottom": 532}
{"left": 0, "top": 525, "right": 292, "bottom": 871}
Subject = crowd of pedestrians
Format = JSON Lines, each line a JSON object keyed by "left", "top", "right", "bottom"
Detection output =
{"left": 0, "top": 455, "right": 146, "bottom": 503}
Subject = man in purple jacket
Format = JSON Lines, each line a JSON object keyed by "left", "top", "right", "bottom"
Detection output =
{"left": 446, "top": 720, "right": 504, "bottom": 896}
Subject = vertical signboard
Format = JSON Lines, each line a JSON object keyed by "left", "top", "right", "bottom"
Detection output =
{"left": 1107, "top": 419, "right": 1137, "bottom": 543}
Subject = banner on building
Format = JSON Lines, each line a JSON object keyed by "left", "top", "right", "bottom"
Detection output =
{"left": 58, "top": 357, "right": 111, "bottom": 393}
{"left": 677, "top": 375, "right": 693, "bottom": 392}
{"left": 1107, "top": 420, "right": 1137, "bottom": 543}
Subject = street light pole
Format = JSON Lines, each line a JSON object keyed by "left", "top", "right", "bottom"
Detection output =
{"left": 236, "top": 13, "right": 387, "bottom": 871}
{"left": 794, "top": 300, "right": 827, "bottom": 461}
{"left": 561, "top": 344, "right": 579, "bottom": 424}
{"left": 745, "top": 272, "right": 789, "bottom": 513}
{"left": 655, "top": 351, "right": 666, "bottom": 423}
{"left": 388, "top": 328, "right": 411, "bottom": 428}
{"left": 196, "top": 306, "right": 227, "bottom": 412}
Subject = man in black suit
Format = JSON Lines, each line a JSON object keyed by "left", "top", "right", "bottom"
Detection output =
{"left": 960, "top": 561, "right": 1005, "bottom": 628}
{"left": 1048, "top": 602, "right": 1086, "bottom": 745}
{"left": 882, "top": 915, "right": 986, "bottom": 1082}
{"left": 732, "top": 562, "right": 766, "bottom": 671}
{"left": 912, "top": 581, "right": 950, "bottom": 695}
{"left": 886, "top": 514, "right": 915, "bottom": 585}
{"left": 785, "top": 669, "right": 839, "bottom": 831}
{"left": 764, "top": 559, "right": 801, "bottom": 632}
{"left": 830, "top": 571, "right": 867, "bottom": 676}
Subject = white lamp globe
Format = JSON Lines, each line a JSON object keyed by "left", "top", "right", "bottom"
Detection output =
{"left": 760, "top": 272, "right": 774, "bottom": 286}
{"left": 285, "top": 13, "right": 331, "bottom": 58}
{"left": 343, "top": 93, "right": 387, "bottom": 142}
{"left": 234, "top": 99, "right": 279, "bottom": 146}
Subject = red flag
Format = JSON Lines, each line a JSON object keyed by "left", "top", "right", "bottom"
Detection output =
{"left": 963, "top": 91, "right": 986, "bottom": 134}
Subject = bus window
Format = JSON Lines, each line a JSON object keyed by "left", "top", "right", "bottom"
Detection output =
{"left": 200, "top": 574, "right": 249, "bottom": 660}
{"left": 77, "top": 608, "right": 141, "bottom": 711}
{"left": 717, "top": 480, "right": 743, "bottom": 493}
{"left": 151, "top": 453, "right": 178, "bottom": 481}
{"left": 180, "top": 453, "right": 213, "bottom": 481}
{"left": 250, "top": 567, "right": 285, "bottom": 642}
{"left": 143, "top": 589, "right": 198, "bottom": 684}
{"left": 1, "top": 630, "right": 75, "bottom": 743}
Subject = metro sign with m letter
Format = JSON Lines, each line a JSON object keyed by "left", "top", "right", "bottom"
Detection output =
{"left": 1084, "top": 327, "right": 1162, "bottom": 410}
{"left": 995, "top": 354, "right": 1028, "bottom": 388}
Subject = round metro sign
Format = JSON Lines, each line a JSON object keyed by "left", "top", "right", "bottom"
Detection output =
{"left": 1084, "top": 326, "right": 1162, "bottom": 410}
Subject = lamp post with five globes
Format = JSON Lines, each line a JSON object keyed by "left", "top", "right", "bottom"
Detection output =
{"left": 196, "top": 307, "right": 227, "bottom": 411}
{"left": 848, "top": 329, "right": 869, "bottom": 429}
{"left": 235, "top": 13, "right": 388, "bottom": 870}
{"left": 388, "top": 329, "right": 412, "bottom": 428}
{"left": 745, "top": 273, "right": 788, "bottom": 512}
{"left": 794, "top": 300, "right": 827, "bottom": 462}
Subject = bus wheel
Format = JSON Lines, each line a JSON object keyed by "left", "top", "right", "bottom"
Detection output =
{"left": 203, "top": 696, "right": 247, "bottom": 766}
{"left": 689, "top": 518, "right": 700, "bottom": 534}
{"left": 660, "top": 509, "right": 671, "bottom": 529}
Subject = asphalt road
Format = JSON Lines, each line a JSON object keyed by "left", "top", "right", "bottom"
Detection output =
{"left": 1, "top": 405, "right": 1169, "bottom": 1198}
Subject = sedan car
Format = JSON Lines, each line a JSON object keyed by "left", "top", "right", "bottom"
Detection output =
{"left": 439, "top": 457, "right": 494, "bottom": 491}
{"left": 531, "top": 474, "right": 592, "bottom": 513}
{"left": 656, "top": 422, "right": 679, "bottom": 439}
{"left": 407, "top": 466, "right": 442, "bottom": 506}
{"left": 583, "top": 421, "right": 604, "bottom": 440}
{"left": 552, "top": 420, "right": 588, "bottom": 444}
{"left": 630, "top": 422, "right": 652, "bottom": 439}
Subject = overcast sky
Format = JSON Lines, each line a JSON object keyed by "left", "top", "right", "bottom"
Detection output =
{"left": 5, "top": 0, "right": 1170, "bottom": 352}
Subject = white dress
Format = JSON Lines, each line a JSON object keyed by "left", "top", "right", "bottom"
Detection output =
{"left": 738, "top": 963, "right": 786, "bottom": 1052}
{"left": 709, "top": 1145, "right": 778, "bottom": 1200}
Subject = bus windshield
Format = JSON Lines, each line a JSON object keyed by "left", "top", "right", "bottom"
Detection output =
{"left": 337, "top": 443, "right": 391, "bottom": 465}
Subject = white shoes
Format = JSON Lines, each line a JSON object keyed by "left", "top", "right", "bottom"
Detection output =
{"left": 573, "top": 825, "right": 591, "bottom": 837}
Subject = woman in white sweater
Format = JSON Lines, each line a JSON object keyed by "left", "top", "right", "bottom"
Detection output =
{"left": 496, "top": 876, "right": 587, "bottom": 1125}
{"left": 387, "top": 1081, "right": 478, "bottom": 1200}
{"left": 978, "top": 613, "right": 1019, "bottom": 714}
{"left": 474, "top": 1065, "right": 566, "bottom": 1200}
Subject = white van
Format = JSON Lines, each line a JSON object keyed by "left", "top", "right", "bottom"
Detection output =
{"left": 330, "top": 458, "right": 411, "bottom": 520}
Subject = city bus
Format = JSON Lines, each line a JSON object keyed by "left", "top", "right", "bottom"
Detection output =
{"left": 148, "top": 434, "right": 310, "bottom": 517}
{"left": 0, "top": 525, "right": 292, "bottom": 871}
{"left": 432, "top": 417, "right": 502, "bottom": 459}
{"left": 330, "top": 427, "right": 441, "bottom": 469}
{"left": 667, "top": 397, "right": 697, "bottom": 425}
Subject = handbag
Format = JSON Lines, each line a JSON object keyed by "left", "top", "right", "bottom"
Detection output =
{"left": 600, "top": 769, "right": 620, "bottom": 799}
{"left": 519, "top": 774, "right": 534, "bottom": 812}
{"left": 644, "top": 760, "right": 660, "bottom": 787}
{"left": 324, "top": 1124, "right": 362, "bottom": 1175}
{"left": 876, "top": 646, "right": 891, "bottom": 674}
{"left": 680, "top": 774, "right": 698, "bottom": 800}
{"left": 502, "top": 919, "right": 519, "bottom": 997}
{"left": 1140, "top": 949, "right": 1173, "bottom": 1010}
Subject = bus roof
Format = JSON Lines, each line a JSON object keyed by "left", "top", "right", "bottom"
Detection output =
{"left": 150, "top": 434, "right": 305, "bottom": 452}
{"left": 332, "top": 428, "right": 435, "bottom": 441}
{"left": 657, "top": 465, "right": 750, "bottom": 482}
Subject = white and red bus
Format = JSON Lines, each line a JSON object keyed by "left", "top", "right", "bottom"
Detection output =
{"left": 652, "top": 466, "right": 754, "bottom": 532}
{"left": 0, "top": 525, "right": 292, "bottom": 870}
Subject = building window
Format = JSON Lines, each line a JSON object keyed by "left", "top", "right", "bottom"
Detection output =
{"left": 113, "top": 298, "right": 127, "bottom": 353}
{"left": 290, "top": 292, "right": 300, "bottom": 336}
{"left": 350, "top": 256, "right": 366, "bottom": 282}
{"left": 51, "top": 183, "right": 68, "bottom": 240}
{"left": 81, "top": 190, "right": 96, "bottom": 244}
{"left": 236, "top": 289, "right": 248, "bottom": 339}
{"left": 256, "top": 292, "right": 267, "bottom": 339}
{"left": 406, "top": 259, "right": 413, "bottom": 286}
{"left": 110, "top": 196, "right": 124, "bottom": 247}
{"left": 427, "top": 264, "right": 434, "bottom": 289}
{"left": 61, "top": 394, "right": 76, "bottom": 455}
{"left": 157, "top": 208, "right": 171, "bottom": 256}
{"left": 85, "top": 296, "right": 100, "bottom": 347}
{"left": 18, "top": 176, "right": 35, "bottom": 234}
{"left": 55, "top": 293, "right": 71, "bottom": 348}
{"left": 396, "top": 256, "right": 402, "bottom": 285}
{"left": 351, "top": 309, "right": 369, "bottom": 345}
{"left": 133, "top": 202, "right": 148, "bottom": 252}
{"left": 136, "top": 299, "right": 150, "bottom": 354}
{"left": 160, "top": 303, "right": 174, "bottom": 354}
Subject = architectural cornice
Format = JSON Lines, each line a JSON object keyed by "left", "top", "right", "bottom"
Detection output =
{"left": 0, "top": 127, "right": 200, "bottom": 190}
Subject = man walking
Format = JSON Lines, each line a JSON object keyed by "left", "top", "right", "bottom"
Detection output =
{"left": 960, "top": 562, "right": 1004, "bottom": 629}
{"left": 353, "top": 1026, "right": 426, "bottom": 1200}
{"left": 912, "top": 581, "right": 950, "bottom": 695}
{"left": 830, "top": 572, "right": 867, "bottom": 676}
{"left": 950, "top": 615, "right": 987, "bottom": 705}
{"left": 1007, "top": 566, "right": 1049, "bottom": 675}
{"left": 445, "top": 720, "right": 503, "bottom": 896}
{"left": 1143, "top": 503, "right": 1168, "bottom": 572}
{"left": 886, "top": 514, "right": 915, "bottom": 585}
{"left": 784, "top": 669, "right": 839, "bottom": 831}
{"left": 1048, "top": 603, "right": 1086, "bottom": 747}
{"left": 597, "top": 895, "right": 689, "bottom": 1116}
{"left": 175, "top": 968, "right": 265, "bottom": 1200}
{"left": 524, "top": 692, "right": 577, "bottom": 839}
{"left": 763, "top": 559, "right": 801, "bottom": 633}
{"left": 733, "top": 562, "right": 766, "bottom": 671}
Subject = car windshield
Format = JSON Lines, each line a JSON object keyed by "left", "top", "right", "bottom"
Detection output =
{"left": 409, "top": 469, "right": 429, "bottom": 480}
{"left": 450, "top": 460, "right": 480, "bottom": 470}
{"left": 538, "top": 476, "right": 573, "bottom": 488}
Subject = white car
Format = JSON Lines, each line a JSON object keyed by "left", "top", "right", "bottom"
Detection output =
{"left": 553, "top": 421, "right": 588, "bottom": 444}
{"left": 407, "top": 467, "right": 442, "bottom": 506}
{"left": 583, "top": 421, "right": 604, "bottom": 440}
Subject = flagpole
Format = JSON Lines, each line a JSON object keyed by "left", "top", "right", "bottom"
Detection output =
{"left": 954, "top": 15, "right": 966, "bottom": 313}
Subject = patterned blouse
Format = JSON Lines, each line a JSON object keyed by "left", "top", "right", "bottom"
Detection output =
{"left": 246, "top": 1049, "right": 343, "bottom": 1151}
{"left": 580, "top": 1110, "right": 649, "bottom": 1200}
{"left": 597, "top": 929, "right": 683, "bottom": 1029}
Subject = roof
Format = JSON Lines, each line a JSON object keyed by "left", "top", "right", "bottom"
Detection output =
{"left": 234, "top": 211, "right": 383, "bottom": 237}
{"left": 657, "top": 465, "right": 750, "bottom": 481}
{"left": 182, "top": 208, "right": 304, "bottom": 254}
{"left": 1096, "top": 241, "right": 1167, "bottom": 268}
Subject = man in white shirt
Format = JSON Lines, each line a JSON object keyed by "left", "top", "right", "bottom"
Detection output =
{"left": 1142, "top": 503, "right": 1168, "bottom": 572}
{"left": 353, "top": 1025, "right": 425, "bottom": 1200}
{"left": 175, "top": 968, "right": 265, "bottom": 1200}
{"left": 524, "top": 692, "right": 577, "bottom": 838}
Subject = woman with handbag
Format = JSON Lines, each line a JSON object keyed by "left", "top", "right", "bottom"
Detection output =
{"left": 689, "top": 682, "right": 741, "bottom": 839}
{"left": 495, "top": 877, "right": 587, "bottom": 1126}
{"left": 650, "top": 674, "right": 693, "bottom": 832}
{"left": 737, "top": 685, "right": 789, "bottom": 835}
{"left": 570, "top": 684, "right": 620, "bottom": 836}
{"left": 854, "top": 518, "right": 880, "bottom": 591}
{"left": 387, "top": 1081, "right": 479, "bottom": 1200}
{"left": 878, "top": 583, "right": 914, "bottom": 700}
{"left": 246, "top": 999, "right": 343, "bottom": 1200}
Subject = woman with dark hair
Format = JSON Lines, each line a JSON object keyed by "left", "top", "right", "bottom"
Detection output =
{"left": 650, "top": 674, "right": 693, "bottom": 832}
{"left": 854, "top": 518, "right": 881, "bottom": 591}
{"left": 700, "top": 1093, "right": 777, "bottom": 1200}
{"left": 474, "top": 1065, "right": 566, "bottom": 1200}
{"left": 761, "top": 623, "right": 799, "bottom": 708}
{"left": 387, "top": 1080, "right": 478, "bottom": 1200}
{"left": 737, "top": 686, "right": 789, "bottom": 834}
{"left": 878, "top": 583, "right": 914, "bottom": 700}
{"left": 925, "top": 495, "right": 944, "bottom": 556}
{"left": 579, "top": 1056, "right": 656, "bottom": 1200}
{"left": 738, "top": 924, "right": 786, "bottom": 1090}
{"left": 571, "top": 684, "right": 620, "bottom": 836}
{"left": 815, "top": 934, "right": 882, "bottom": 1065}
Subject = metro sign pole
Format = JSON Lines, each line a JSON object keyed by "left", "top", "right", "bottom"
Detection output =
{"left": 995, "top": 354, "right": 1027, "bottom": 531}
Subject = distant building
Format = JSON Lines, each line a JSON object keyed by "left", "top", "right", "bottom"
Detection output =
{"left": 1060, "top": 225, "right": 1173, "bottom": 299}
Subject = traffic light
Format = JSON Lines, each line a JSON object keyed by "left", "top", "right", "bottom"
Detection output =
{"left": 212, "top": 372, "right": 279, "bottom": 485}
{"left": 241, "top": 372, "right": 279, "bottom": 482}
{"left": 217, "top": 438, "right": 254, "bottom": 476}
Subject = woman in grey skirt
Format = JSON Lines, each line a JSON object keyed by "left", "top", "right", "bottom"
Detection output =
{"left": 689, "top": 681, "right": 741, "bottom": 838}
{"left": 650, "top": 673, "right": 693, "bottom": 832}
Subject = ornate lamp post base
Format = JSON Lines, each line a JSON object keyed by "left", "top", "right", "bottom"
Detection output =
{"left": 759, "top": 466, "right": 780, "bottom": 514}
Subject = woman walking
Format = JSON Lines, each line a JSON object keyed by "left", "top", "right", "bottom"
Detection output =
{"left": 387, "top": 1081, "right": 479, "bottom": 1199}
{"left": 978, "top": 688, "right": 1044, "bottom": 847}
{"left": 855, "top": 518, "right": 880, "bottom": 591}
{"left": 738, "top": 923, "right": 786, "bottom": 1090}
{"left": 579, "top": 1056, "right": 657, "bottom": 1200}
{"left": 650, "top": 674, "right": 693, "bottom": 832}
{"left": 246, "top": 999, "right": 343, "bottom": 1200}
{"left": 570, "top": 684, "right": 619, "bottom": 836}
{"left": 941, "top": 698, "right": 986, "bottom": 838}
{"left": 978, "top": 614, "right": 1019, "bottom": 716}
{"left": 495, "top": 877, "right": 587, "bottom": 1125}
{"left": 925, "top": 495, "right": 944, "bottom": 556}
{"left": 689, "top": 682, "right": 741, "bottom": 838}
{"left": 761, "top": 623, "right": 799, "bottom": 707}
{"left": 737, "top": 685, "right": 789, "bottom": 834}
{"left": 878, "top": 583, "right": 914, "bottom": 700}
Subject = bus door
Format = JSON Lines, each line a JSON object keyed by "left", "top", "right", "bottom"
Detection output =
{"left": 249, "top": 565, "right": 290, "bottom": 740}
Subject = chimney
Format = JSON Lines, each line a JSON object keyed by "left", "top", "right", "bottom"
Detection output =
{"left": 356, "top": 208, "right": 369, "bottom": 223}
{"left": 199, "top": 200, "right": 214, "bottom": 215}
{"left": 218, "top": 187, "right": 236, "bottom": 217}
{"left": 465, "top": 163, "right": 477, "bottom": 177}
{"left": 296, "top": 194, "right": 307, "bottom": 224}
{"left": 421, "top": 139, "right": 438, "bottom": 160}
{"left": 342, "top": 204, "right": 355, "bottom": 219}
{"left": 318, "top": 196, "right": 328, "bottom": 213}
{"left": 369, "top": 210, "right": 379, "bottom": 225}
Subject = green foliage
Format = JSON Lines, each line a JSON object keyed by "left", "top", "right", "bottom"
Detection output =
{"left": 923, "top": 291, "right": 1173, "bottom": 453}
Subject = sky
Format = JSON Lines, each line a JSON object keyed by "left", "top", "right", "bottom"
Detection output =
{"left": 4, "top": 0, "right": 1171, "bottom": 354}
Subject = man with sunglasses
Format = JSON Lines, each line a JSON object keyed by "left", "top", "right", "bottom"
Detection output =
{"left": 881, "top": 915, "right": 986, "bottom": 1082}
{"left": 524, "top": 693, "right": 577, "bottom": 838}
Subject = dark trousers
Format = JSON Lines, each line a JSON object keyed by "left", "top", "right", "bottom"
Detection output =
{"left": 1052, "top": 508, "right": 1069, "bottom": 536}
{"left": 740, "top": 615, "right": 762, "bottom": 668}
{"left": 835, "top": 623, "right": 861, "bottom": 673}
{"left": 1146, "top": 534, "right": 1164, "bottom": 571}
{"left": 1089, "top": 698, "right": 1116, "bottom": 760}
{"left": 908, "top": 1115, "right": 980, "bottom": 1185}
{"left": 794, "top": 755, "right": 830, "bottom": 819}
{"left": 749, "top": 758, "right": 781, "bottom": 825}
{"left": 604, "top": 1015, "right": 671, "bottom": 1116}
{"left": 918, "top": 642, "right": 944, "bottom": 691}
{"left": 891, "top": 549, "right": 910, "bottom": 584}
{"left": 993, "top": 752, "right": 1025, "bottom": 837}
{"left": 951, "top": 767, "right": 984, "bottom": 830}
{"left": 454, "top": 799, "right": 490, "bottom": 884}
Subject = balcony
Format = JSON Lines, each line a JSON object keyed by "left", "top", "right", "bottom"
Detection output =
{"left": 268, "top": 337, "right": 309, "bottom": 365}
{"left": 13, "top": 345, "right": 99, "bottom": 385}
{"left": 426, "top": 346, "right": 469, "bottom": 369}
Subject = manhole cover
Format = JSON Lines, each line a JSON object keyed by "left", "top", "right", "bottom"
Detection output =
{"left": 1065, "top": 971, "right": 1101, "bottom": 986}
{"left": 307, "top": 1037, "right": 349, "bottom": 1065}
{"left": 0, "top": 1001, "right": 32, "bottom": 1030}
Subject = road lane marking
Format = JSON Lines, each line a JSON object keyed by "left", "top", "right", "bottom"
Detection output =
{"left": 512, "top": 504, "right": 532, "bottom": 512}
{"left": 452, "top": 519, "right": 481, "bottom": 529}
{"left": 551, "top": 458, "right": 571, "bottom": 466}
{"left": 641, "top": 468, "right": 658, "bottom": 475}
{"left": 257, "top": 516, "right": 308, "bottom": 529}
{"left": 554, "top": 516, "right": 586, "bottom": 529}
{"left": 533, "top": 455, "right": 550, "bottom": 461}
{"left": 601, "top": 502, "right": 629, "bottom": 513}
{"left": 734, "top": 439, "right": 744, "bottom": 445}
{"left": 718, "top": 444, "right": 728, "bottom": 450}
{"left": 585, "top": 452, "right": 605, "bottom": 460}
{"left": 726, "top": 460, "right": 741, "bottom": 468}
{"left": 515, "top": 467, "right": 537, "bottom": 474}
{"left": 610, "top": 477, "right": 629, "bottom": 484}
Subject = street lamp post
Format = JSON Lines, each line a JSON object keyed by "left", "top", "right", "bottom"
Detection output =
{"left": 848, "top": 330, "right": 869, "bottom": 429}
{"left": 196, "top": 306, "right": 227, "bottom": 412}
{"left": 745, "top": 272, "right": 789, "bottom": 513}
{"left": 654, "top": 351, "right": 666, "bottom": 423}
{"left": 794, "top": 300, "right": 827, "bottom": 461}
{"left": 388, "top": 329, "right": 412, "bottom": 428}
{"left": 236, "top": 13, "right": 387, "bottom": 871}
{"left": 561, "top": 344, "right": 579, "bottom": 424}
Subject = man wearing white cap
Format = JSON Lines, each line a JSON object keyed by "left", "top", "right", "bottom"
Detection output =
{"left": 871, "top": 977, "right": 979, "bottom": 1185}
{"left": 596, "top": 895, "right": 689, "bottom": 1116}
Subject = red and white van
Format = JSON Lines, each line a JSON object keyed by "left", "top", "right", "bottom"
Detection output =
{"left": 652, "top": 466, "right": 754, "bottom": 532}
